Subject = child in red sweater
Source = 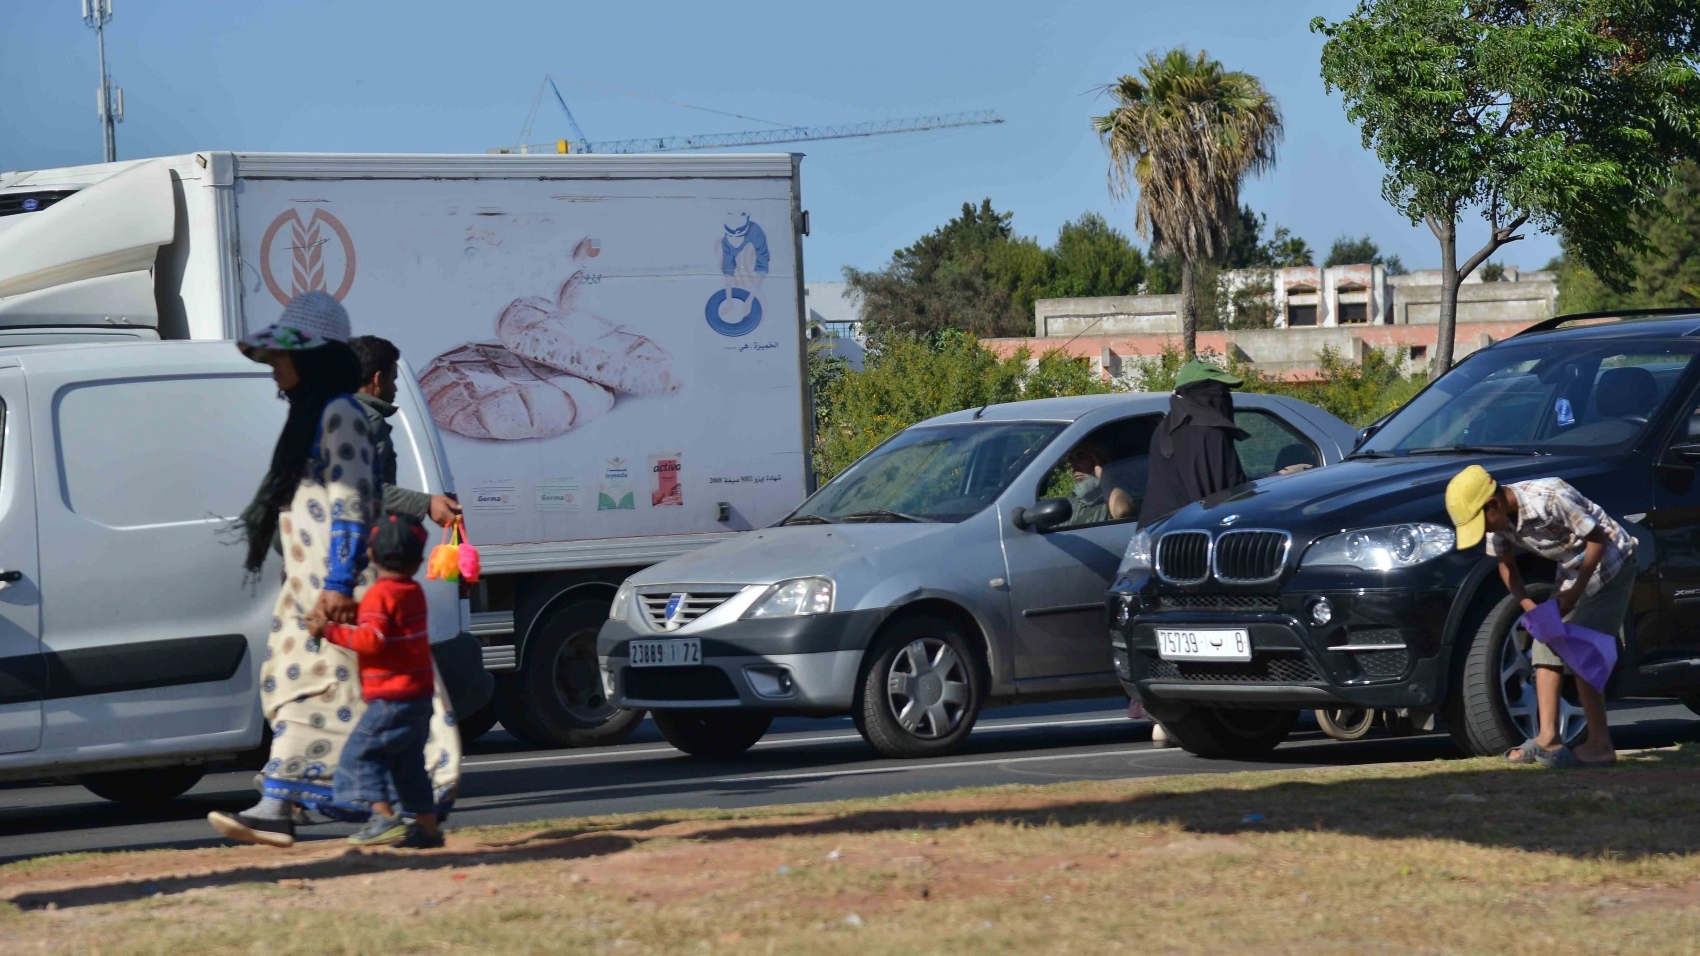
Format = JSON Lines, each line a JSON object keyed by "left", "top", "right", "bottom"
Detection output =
{"left": 307, "top": 514, "right": 442, "bottom": 848}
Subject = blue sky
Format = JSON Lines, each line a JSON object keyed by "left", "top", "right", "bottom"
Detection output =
{"left": 1, "top": 0, "right": 1562, "bottom": 281}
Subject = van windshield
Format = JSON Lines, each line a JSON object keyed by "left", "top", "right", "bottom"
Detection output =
{"left": 1359, "top": 339, "right": 1700, "bottom": 456}
{"left": 786, "top": 422, "right": 1064, "bottom": 524}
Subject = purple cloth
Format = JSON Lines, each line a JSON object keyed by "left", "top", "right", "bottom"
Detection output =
{"left": 1519, "top": 599, "right": 1618, "bottom": 691}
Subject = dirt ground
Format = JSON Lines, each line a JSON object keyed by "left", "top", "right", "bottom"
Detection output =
{"left": 7, "top": 745, "right": 1700, "bottom": 954}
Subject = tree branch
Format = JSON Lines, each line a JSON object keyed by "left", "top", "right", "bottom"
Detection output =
{"left": 1458, "top": 212, "right": 1530, "bottom": 279}
{"left": 1425, "top": 212, "right": 1446, "bottom": 242}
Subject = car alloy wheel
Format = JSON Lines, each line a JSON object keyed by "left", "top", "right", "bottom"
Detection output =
{"left": 885, "top": 637, "right": 971, "bottom": 740}
{"left": 1496, "top": 627, "right": 1586, "bottom": 747}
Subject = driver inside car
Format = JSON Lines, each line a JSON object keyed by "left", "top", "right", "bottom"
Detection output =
{"left": 1062, "top": 442, "right": 1134, "bottom": 527}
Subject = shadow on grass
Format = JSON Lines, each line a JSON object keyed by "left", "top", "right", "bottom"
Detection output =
{"left": 15, "top": 743, "right": 1700, "bottom": 912}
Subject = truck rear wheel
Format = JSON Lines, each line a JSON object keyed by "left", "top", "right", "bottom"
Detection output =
{"left": 80, "top": 765, "right": 205, "bottom": 805}
{"left": 1447, "top": 588, "right": 1586, "bottom": 757}
{"left": 855, "top": 614, "right": 985, "bottom": 759}
{"left": 1146, "top": 703, "right": 1296, "bottom": 759}
{"left": 652, "top": 710, "right": 772, "bottom": 758}
{"left": 506, "top": 600, "right": 646, "bottom": 749}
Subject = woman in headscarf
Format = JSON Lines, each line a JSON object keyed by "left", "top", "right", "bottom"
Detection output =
{"left": 208, "top": 292, "right": 460, "bottom": 848}
{"left": 1137, "top": 359, "right": 1249, "bottom": 528}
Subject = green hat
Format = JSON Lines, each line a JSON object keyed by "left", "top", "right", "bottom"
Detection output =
{"left": 1173, "top": 358, "right": 1242, "bottom": 389}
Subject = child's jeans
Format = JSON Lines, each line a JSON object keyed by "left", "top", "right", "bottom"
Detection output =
{"left": 332, "top": 696, "right": 435, "bottom": 817}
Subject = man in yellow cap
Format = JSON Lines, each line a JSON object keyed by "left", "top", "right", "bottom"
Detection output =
{"left": 1446, "top": 465, "right": 1636, "bottom": 766}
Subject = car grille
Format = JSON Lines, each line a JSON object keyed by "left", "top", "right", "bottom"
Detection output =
{"left": 1141, "top": 651, "right": 1320, "bottom": 683}
{"left": 1156, "top": 531, "right": 1211, "bottom": 584}
{"left": 1355, "top": 649, "right": 1410, "bottom": 680}
{"left": 638, "top": 589, "right": 741, "bottom": 631}
{"left": 1213, "top": 531, "right": 1290, "bottom": 583}
{"left": 624, "top": 666, "right": 739, "bottom": 701}
{"left": 1155, "top": 594, "right": 1281, "bottom": 613}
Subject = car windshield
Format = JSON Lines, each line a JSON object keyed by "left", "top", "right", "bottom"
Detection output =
{"left": 788, "top": 421, "right": 1064, "bottom": 524}
{"left": 1360, "top": 338, "right": 1700, "bottom": 456}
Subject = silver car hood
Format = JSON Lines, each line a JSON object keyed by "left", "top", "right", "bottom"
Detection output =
{"left": 629, "top": 522, "right": 956, "bottom": 588}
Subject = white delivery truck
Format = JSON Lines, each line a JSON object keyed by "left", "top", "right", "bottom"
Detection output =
{"left": 0, "top": 152, "right": 814, "bottom": 749}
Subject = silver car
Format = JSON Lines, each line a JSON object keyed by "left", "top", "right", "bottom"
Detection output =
{"left": 597, "top": 392, "right": 1356, "bottom": 758}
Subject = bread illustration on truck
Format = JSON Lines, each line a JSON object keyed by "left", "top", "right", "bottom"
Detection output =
{"left": 422, "top": 239, "right": 680, "bottom": 441}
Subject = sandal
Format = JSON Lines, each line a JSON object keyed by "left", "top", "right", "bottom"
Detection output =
{"left": 1504, "top": 739, "right": 1547, "bottom": 764}
{"left": 1535, "top": 745, "right": 1616, "bottom": 769}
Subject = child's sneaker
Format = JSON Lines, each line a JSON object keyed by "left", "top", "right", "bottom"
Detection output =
{"left": 400, "top": 822, "right": 445, "bottom": 849}
{"left": 347, "top": 814, "right": 410, "bottom": 847}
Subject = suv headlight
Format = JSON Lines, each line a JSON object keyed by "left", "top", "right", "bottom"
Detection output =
{"left": 609, "top": 579, "right": 634, "bottom": 621}
{"left": 1302, "top": 523, "right": 1454, "bottom": 571}
{"left": 1118, "top": 529, "right": 1155, "bottom": 575}
{"left": 743, "top": 577, "right": 834, "bottom": 619}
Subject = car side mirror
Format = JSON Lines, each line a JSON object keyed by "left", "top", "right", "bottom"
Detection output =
{"left": 1353, "top": 422, "right": 1383, "bottom": 450}
{"left": 1670, "top": 441, "right": 1700, "bottom": 464}
{"left": 1012, "top": 497, "right": 1072, "bottom": 532}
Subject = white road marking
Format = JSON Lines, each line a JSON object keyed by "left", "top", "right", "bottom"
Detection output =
{"left": 461, "top": 714, "right": 1137, "bottom": 770}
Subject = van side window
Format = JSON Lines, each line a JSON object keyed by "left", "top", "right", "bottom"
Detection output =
{"left": 1235, "top": 410, "right": 1320, "bottom": 480}
{"left": 56, "top": 375, "right": 283, "bottom": 528}
{"left": 1037, "top": 416, "right": 1160, "bottom": 528}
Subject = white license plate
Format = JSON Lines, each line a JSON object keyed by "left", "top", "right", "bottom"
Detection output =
{"left": 629, "top": 639, "right": 702, "bottom": 668}
{"left": 1157, "top": 628, "right": 1251, "bottom": 662}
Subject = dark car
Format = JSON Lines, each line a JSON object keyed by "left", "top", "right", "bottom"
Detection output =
{"left": 1107, "top": 312, "right": 1700, "bottom": 759}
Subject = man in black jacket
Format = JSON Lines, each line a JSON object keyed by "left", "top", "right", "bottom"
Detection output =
{"left": 349, "top": 336, "right": 462, "bottom": 529}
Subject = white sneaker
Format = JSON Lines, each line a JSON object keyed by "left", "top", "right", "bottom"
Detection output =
{"left": 1150, "top": 722, "right": 1173, "bottom": 749}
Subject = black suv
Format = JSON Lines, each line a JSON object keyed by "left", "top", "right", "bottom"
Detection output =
{"left": 1108, "top": 313, "right": 1700, "bottom": 759}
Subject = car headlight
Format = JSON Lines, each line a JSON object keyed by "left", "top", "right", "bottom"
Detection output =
{"left": 1302, "top": 523, "right": 1454, "bottom": 571}
{"left": 609, "top": 579, "right": 635, "bottom": 621}
{"left": 1118, "top": 530, "right": 1155, "bottom": 575}
{"left": 743, "top": 577, "right": 834, "bottom": 619}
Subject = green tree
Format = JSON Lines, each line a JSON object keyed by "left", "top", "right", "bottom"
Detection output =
{"left": 1046, "top": 212, "right": 1147, "bottom": 299}
{"left": 1323, "top": 234, "right": 1406, "bottom": 273}
{"left": 1118, "top": 341, "right": 1426, "bottom": 426}
{"left": 1094, "top": 48, "right": 1283, "bottom": 359}
{"left": 1556, "top": 160, "right": 1700, "bottom": 312}
{"left": 813, "top": 333, "right": 1110, "bottom": 481}
{"left": 1315, "top": 1, "right": 1700, "bottom": 371}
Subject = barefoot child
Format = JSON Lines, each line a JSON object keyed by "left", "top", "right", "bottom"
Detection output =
{"left": 307, "top": 514, "right": 444, "bottom": 847}
{"left": 1446, "top": 465, "right": 1637, "bottom": 767}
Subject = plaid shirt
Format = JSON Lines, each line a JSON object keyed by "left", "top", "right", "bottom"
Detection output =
{"left": 1486, "top": 478, "right": 1636, "bottom": 596}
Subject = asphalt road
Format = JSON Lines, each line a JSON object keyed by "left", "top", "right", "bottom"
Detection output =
{"left": 3, "top": 697, "right": 1697, "bottom": 864}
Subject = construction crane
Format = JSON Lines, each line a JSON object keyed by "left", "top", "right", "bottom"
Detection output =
{"left": 489, "top": 75, "right": 1002, "bottom": 155}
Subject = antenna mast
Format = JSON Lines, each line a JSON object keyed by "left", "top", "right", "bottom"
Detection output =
{"left": 82, "top": 0, "right": 123, "bottom": 162}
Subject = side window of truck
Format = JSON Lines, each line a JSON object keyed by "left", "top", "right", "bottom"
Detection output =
{"left": 56, "top": 375, "right": 283, "bottom": 527}
{"left": 1037, "top": 416, "right": 1160, "bottom": 528}
{"left": 1234, "top": 410, "right": 1320, "bottom": 480}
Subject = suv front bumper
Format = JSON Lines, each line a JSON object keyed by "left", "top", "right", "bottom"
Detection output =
{"left": 1108, "top": 584, "right": 1453, "bottom": 710}
{"left": 597, "top": 608, "right": 891, "bottom": 717}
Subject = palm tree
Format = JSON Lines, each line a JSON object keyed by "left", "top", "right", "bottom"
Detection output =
{"left": 1094, "top": 49, "right": 1282, "bottom": 358}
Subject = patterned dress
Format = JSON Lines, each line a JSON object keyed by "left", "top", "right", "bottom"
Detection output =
{"left": 257, "top": 395, "right": 461, "bottom": 818}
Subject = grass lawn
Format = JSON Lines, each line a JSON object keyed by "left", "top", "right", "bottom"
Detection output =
{"left": 6, "top": 745, "right": 1700, "bottom": 954}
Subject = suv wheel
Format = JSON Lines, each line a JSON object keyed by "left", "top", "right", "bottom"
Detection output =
{"left": 1146, "top": 703, "right": 1297, "bottom": 758}
{"left": 504, "top": 600, "right": 646, "bottom": 749}
{"left": 652, "top": 710, "right": 772, "bottom": 758}
{"left": 80, "top": 765, "right": 205, "bottom": 804}
{"left": 1448, "top": 589, "right": 1587, "bottom": 757}
{"left": 856, "top": 614, "right": 984, "bottom": 758}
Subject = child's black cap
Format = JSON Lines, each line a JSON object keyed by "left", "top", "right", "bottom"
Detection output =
{"left": 370, "top": 513, "right": 428, "bottom": 570}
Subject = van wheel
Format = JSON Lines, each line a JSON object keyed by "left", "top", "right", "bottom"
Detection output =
{"left": 456, "top": 701, "right": 500, "bottom": 745}
{"left": 506, "top": 600, "right": 646, "bottom": 749}
{"left": 80, "top": 766, "right": 205, "bottom": 805}
{"left": 1315, "top": 706, "right": 1377, "bottom": 741}
{"left": 1447, "top": 588, "right": 1586, "bottom": 757}
{"left": 856, "top": 614, "right": 984, "bottom": 759}
{"left": 652, "top": 710, "right": 771, "bottom": 758}
{"left": 1145, "top": 703, "right": 1296, "bottom": 759}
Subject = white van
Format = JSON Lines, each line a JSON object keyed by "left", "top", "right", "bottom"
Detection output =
{"left": 0, "top": 338, "right": 460, "bottom": 803}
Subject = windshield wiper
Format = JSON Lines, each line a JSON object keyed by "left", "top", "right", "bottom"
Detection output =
{"left": 780, "top": 514, "right": 834, "bottom": 526}
{"left": 1344, "top": 450, "right": 1399, "bottom": 460}
{"left": 839, "top": 509, "right": 933, "bottom": 523}
{"left": 1403, "top": 445, "right": 1550, "bottom": 456}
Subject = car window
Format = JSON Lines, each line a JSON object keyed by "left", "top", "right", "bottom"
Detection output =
{"left": 1036, "top": 416, "right": 1159, "bottom": 529}
{"left": 1235, "top": 409, "right": 1321, "bottom": 479}
{"left": 1362, "top": 342, "right": 1700, "bottom": 456}
{"left": 793, "top": 422, "right": 1063, "bottom": 523}
{"left": 56, "top": 374, "right": 283, "bottom": 528}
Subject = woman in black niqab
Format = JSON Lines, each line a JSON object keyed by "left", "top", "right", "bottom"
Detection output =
{"left": 1136, "top": 377, "right": 1249, "bottom": 527}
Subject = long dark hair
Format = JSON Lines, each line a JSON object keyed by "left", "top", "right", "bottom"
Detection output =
{"left": 240, "top": 342, "right": 363, "bottom": 574}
